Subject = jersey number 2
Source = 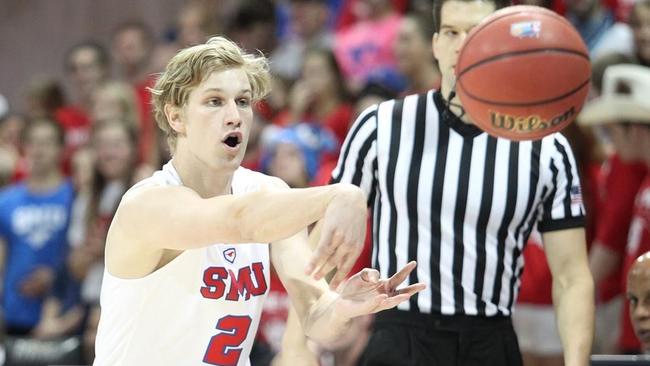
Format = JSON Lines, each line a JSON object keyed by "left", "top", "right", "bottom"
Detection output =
{"left": 203, "top": 315, "right": 252, "bottom": 366}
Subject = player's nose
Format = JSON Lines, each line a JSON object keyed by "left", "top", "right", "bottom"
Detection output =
{"left": 223, "top": 99, "right": 242, "bottom": 127}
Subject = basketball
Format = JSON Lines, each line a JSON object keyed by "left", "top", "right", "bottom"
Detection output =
{"left": 455, "top": 5, "right": 591, "bottom": 141}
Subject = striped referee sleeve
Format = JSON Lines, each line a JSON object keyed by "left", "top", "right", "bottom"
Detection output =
{"left": 537, "top": 133, "right": 586, "bottom": 232}
{"left": 330, "top": 104, "right": 378, "bottom": 206}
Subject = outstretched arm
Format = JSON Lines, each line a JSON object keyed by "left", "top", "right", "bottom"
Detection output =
{"left": 110, "top": 179, "right": 364, "bottom": 251}
{"left": 544, "top": 228, "right": 594, "bottom": 366}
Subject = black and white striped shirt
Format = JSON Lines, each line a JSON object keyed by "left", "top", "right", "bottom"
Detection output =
{"left": 331, "top": 90, "right": 585, "bottom": 317}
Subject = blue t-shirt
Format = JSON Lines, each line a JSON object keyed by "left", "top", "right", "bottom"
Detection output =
{"left": 0, "top": 180, "right": 75, "bottom": 328}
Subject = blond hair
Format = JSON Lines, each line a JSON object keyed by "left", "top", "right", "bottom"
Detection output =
{"left": 150, "top": 36, "right": 271, "bottom": 150}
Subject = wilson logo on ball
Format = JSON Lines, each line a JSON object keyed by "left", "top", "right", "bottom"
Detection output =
{"left": 489, "top": 106, "right": 576, "bottom": 133}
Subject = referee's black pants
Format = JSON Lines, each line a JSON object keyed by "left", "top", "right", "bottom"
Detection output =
{"left": 361, "top": 309, "right": 523, "bottom": 366}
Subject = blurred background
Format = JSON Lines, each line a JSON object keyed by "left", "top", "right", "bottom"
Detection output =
{"left": 0, "top": 0, "right": 649, "bottom": 365}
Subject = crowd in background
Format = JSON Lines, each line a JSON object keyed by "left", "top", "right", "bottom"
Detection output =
{"left": 0, "top": 0, "right": 648, "bottom": 365}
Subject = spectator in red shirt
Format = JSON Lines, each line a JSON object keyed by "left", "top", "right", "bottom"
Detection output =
{"left": 110, "top": 21, "right": 159, "bottom": 167}
{"left": 578, "top": 63, "right": 650, "bottom": 353}
{"left": 61, "top": 41, "right": 110, "bottom": 158}
{"left": 278, "top": 47, "right": 353, "bottom": 145}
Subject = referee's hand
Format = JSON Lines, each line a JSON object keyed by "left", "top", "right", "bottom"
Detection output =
{"left": 305, "top": 184, "right": 367, "bottom": 289}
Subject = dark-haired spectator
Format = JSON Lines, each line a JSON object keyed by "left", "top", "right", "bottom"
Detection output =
{"left": 227, "top": 0, "right": 278, "bottom": 55}
{"left": 278, "top": 48, "right": 353, "bottom": 145}
{"left": 565, "top": 0, "right": 616, "bottom": 56}
{"left": 62, "top": 41, "right": 110, "bottom": 161}
{"left": 394, "top": 13, "right": 441, "bottom": 95}
{"left": 272, "top": 0, "right": 334, "bottom": 80}
{"left": 0, "top": 120, "right": 74, "bottom": 336}
{"left": 111, "top": 21, "right": 160, "bottom": 168}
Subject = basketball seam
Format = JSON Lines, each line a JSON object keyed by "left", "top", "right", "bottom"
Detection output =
{"left": 458, "top": 78, "right": 590, "bottom": 107}
{"left": 457, "top": 48, "right": 589, "bottom": 79}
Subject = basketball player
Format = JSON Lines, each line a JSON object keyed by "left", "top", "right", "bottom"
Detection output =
{"left": 92, "top": 36, "right": 425, "bottom": 366}
{"left": 325, "top": 0, "right": 595, "bottom": 365}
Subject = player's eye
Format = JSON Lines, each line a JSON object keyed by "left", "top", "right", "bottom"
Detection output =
{"left": 207, "top": 98, "right": 223, "bottom": 106}
{"left": 237, "top": 98, "right": 250, "bottom": 107}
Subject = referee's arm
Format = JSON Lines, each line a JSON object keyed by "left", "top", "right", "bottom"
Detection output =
{"left": 544, "top": 228, "right": 594, "bottom": 366}
{"left": 539, "top": 134, "right": 594, "bottom": 366}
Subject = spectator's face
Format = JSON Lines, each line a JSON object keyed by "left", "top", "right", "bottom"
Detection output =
{"left": 395, "top": 18, "right": 433, "bottom": 77}
{"left": 269, "top": 143, "right": 309, "bottom": 188}
{"left": 174, "top": 68, "right": 253, "bottom": 171}
{"left": 179, "top": 6, "right": 207, "bottom": 46}
{"left": 628, "top": 265, "right": 650, "bottom": 353}
{"left": 291, "top": 1, "right": 329, "bottom": 38}
{"left": 303, "top": 52, "right": 336, "bottom": 97}
{"left": 94, "top": 123, "right": 134, "bottom": 180}
{"left": 24, "top": 124, "right": 62, "bottom": 175}
{"left": 632, "top": 5, "right": 650, "bottom": 64}
{"left": 112, "top": 28, "right": 151, "bottom": 71}
{"left": 605, "top": 124, "right": 641, "bottom": 161}
{"left": 91, "top": 89, "right": 125, "bottom": 124}
{"left": 68, "top": 48, "right": 107, "bottom": 99}
{"left": 0, "top": 115, "right": 27, "bottom": 148}
{"left": 433, "top": 0, "right": 495, "bottom": 95}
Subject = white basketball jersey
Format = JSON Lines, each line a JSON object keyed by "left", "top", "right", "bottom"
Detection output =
{"left": 94, "top": 162, "right": 271, "bottom": 366}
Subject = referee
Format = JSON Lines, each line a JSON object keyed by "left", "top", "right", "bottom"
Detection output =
{"left": 329, "top": 0, "right": 595, "bottom": 365}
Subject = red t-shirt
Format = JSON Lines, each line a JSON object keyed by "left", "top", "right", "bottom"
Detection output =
{"left": 54, "top": 105, "right": 91, "bottom": 175}
{"left": 595, "top": 155, "right": 648, "bottom": 301}
{"left": 619, "top": 174, "right": 650, "bottom": 352}
{"left": 517, "top": 232, "right": 553, "bottom": 305}
{"left": 133, "top": 76, "right": 156, "bottom": 164}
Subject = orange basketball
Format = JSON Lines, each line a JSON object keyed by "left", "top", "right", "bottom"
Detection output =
{"left": 455, "top": 5, "right": 591, "bottom": 141}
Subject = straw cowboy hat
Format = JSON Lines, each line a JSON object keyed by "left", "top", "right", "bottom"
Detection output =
{"left": 578, "top": 64, "right": 650, "bottom": 125}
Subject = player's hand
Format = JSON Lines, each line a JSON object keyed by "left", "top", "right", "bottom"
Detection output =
{"left": 305, "top": 184, "right": 367, "bottom": 289}
{"left": 333, "top": 261, "right": 426, "bottom": 318}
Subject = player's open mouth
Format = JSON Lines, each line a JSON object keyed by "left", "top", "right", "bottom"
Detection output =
{"left": 222, "top": 131, "right": 242, "bottom": 149}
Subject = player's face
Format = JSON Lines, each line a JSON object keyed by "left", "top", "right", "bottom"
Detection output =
{"left": 180, "top": 68, "right": 253, "bottom": 171}
{"left": 627, "top": 268, "right": 650, "bottom": 353}
{"left": 433, "top": 0, "right": 495, "bottom": 96}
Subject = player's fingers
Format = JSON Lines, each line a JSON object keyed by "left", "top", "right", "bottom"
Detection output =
{"left": 387, "top": 261, "right": 417, "bottom": 289}
{"left": 392, "top": 283, "right": 426, "bottom": 297}
{"left": 329, "top": 254, "right": 358, "bottom": 290}
{"left": 314, "top": 239, "right": 349, "bottom": 281}
{"left": 310, "top": 232, "right": 344, "bottom": 278}
{"left": 360, "top": 268, "right": 380, "bottom": 283}
{"left": 375, "top": 293, "right": 412, "bottom": 312}
{"left": 305, "top": 228, "right": 335, "bottom": 275}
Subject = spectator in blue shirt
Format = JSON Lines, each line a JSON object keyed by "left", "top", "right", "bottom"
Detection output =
{"left": 0, "top": 119, "right": 75, "bottom": 335}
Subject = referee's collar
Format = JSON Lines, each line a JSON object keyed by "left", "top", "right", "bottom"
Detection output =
{"left": 433, "top": 91, "right": 485, "bottom": 138}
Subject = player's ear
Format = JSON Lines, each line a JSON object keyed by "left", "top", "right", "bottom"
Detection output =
{"left": 165, "top": 103, "right": 186, "bottom": 135}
